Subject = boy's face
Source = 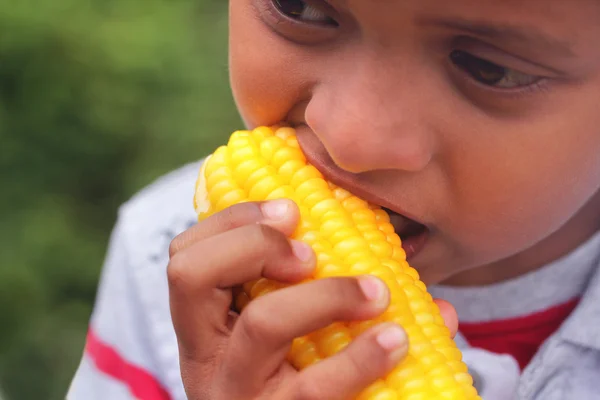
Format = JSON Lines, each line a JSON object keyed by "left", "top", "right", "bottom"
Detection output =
{"left": 228, "top": 0, "right": 600, "bottom": 285}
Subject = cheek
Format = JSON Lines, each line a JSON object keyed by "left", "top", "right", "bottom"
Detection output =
{"left": 446, "top": 114, "right": 600, "bottom": 264}
{"left": 228, "top": 2, "right": 310, "bottom": 127}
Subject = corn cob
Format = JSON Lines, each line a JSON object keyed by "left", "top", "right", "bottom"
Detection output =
{"left": 194, "top": 126, "right": 480, "bottom": 400}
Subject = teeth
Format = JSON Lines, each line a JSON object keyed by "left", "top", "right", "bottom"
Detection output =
{"left": 383, "top": 208, "right": 409, "bottom": 232}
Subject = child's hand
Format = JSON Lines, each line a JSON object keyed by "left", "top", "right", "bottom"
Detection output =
{"left": 168, "top": 199, "right": 458, "bottom": 400}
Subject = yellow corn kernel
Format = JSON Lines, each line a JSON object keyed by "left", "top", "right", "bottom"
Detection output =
{"left": 194, "top": 126, "right": 480, "bottom": 400}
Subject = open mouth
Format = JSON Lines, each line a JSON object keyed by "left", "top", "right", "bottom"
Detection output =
{"left": 383, "top": 207, "right": 429, "bottom": 260}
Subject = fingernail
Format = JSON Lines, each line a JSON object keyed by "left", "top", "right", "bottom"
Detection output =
{"left": 358, "top": 275, "right": 386, "bottom": 302}
{"left": 377, "top": 325, "right": 407, "bottom": 356}
{"left": 261, "top": 199, "right": 290, "bottom": 221}
{"left": 290, "top": 240, "right": 313, "bottom": 263}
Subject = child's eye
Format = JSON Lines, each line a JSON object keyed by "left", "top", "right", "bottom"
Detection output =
{"left": 450, "top": 50, "right": 541, "bottom": 89}
{"left": 272, "top": 0, "right": 336, "bottom": 25}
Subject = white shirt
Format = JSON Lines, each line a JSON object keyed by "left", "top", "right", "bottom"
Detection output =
{"left": 67, "top": 161, "right": 600, "bottom": 400}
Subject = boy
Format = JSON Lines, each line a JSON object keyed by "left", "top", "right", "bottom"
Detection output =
{"left": 67, "top": 0, "right": 600, "bottom": 399}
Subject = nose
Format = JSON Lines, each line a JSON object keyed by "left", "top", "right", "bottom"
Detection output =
{"left": 304, "top": 63, "right": 436, "bottom": 174}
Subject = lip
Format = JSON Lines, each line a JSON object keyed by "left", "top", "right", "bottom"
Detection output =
{"left": 293, "top": 125, "right": 430, "bottom": 260}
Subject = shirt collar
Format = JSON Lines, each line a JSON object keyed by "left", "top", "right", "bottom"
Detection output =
{"left": 559, "top": 237, "right": 600, "bottom": 351}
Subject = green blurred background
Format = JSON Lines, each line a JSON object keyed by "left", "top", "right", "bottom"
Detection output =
{"left": 0, "top": 1, "right": 241, "bottom": 399}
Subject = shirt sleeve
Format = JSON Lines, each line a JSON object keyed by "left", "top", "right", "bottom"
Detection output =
{"left": 66, "top": 213, "right": 182, "bottom": 400}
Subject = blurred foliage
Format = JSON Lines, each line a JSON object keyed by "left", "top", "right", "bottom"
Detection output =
{"left": 0, "top": 0, "right": 241, "bottom": 398}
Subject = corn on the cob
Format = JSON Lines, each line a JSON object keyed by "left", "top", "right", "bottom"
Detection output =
{"left": 194, "top": 126, "right": 480, "bottom": 400}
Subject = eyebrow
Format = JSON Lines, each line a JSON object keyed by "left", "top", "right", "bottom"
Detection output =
{"left": 419, "top": 17, "right": 575, "bottom": 57}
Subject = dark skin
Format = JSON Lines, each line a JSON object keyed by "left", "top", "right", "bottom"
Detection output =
{"left": 168, "top": 0, "right": 600, "bottom": 398}
{"left": 169, "top": 201, "right": 458, "bottom": 399}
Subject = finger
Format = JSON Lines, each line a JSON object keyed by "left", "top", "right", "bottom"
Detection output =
{"left": 434, "top": 299, "right": 458, "bottom": 338}
{"left": 169, "top": 198, "right": 300, "bottom": 258}
{"left": 168, "top": 223, "right": 315, "bottom": 359}
{"left": 221, "top": 275, "right": 390, "bottom": 395}
{"left": 169, "top": 223, "right": 314, "bottom": 293}
{"left": 288, "top": 323, "right": 408, "bottom": 400}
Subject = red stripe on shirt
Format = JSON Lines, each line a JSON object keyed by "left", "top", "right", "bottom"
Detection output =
{"left": 459, "top": 297, "right": 580, "bottom": 370}
{"left": 85, "top": 329, "right": 172, "bottom": 400}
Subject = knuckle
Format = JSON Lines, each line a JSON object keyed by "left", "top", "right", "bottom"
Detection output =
{"left": 167, "top": 253, "right": 192, "bottom": 291}
{"left": 238, "top": 300, "right": 276, "bottom": 343}
{"left": 253, "top": 221, "right": 271, "bottom": 241}
{"left": 246, "top": 223, "right": 288, "bottom": 260}
{"left": 334, "top": 277, "right": 364, "bottom": 304}
{"left": 293, "top": 377, "right": 327, "bottom": 400}
{"left": 256, "top": 222, "right": 275, "bottom": 242}
{"left": 256, "top": 223, "right": 289, "bottom": 251}
{"left": 315, "top": 278, "right": 368, "bottom": 320}
{"left": 216, "top": 205, "right": 240, "bottom": 232}
{"left": 246, "top": 224, "right": 271, "bottom": 267}
{"left": 216, "top": 202, "right": 262, "bottom": 231}
{"left": 345, "top": 343, "right": 375, "bottom": 378}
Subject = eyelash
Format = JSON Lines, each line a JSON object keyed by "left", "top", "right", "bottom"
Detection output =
{"left": 449, "top": 50, "right": 547, "bottom": 93}
{"left": 268, "top": 0, "right": 549, "bottom": 94}
{"left": 271, "top": 0, "right": 337, "bottom": 25}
